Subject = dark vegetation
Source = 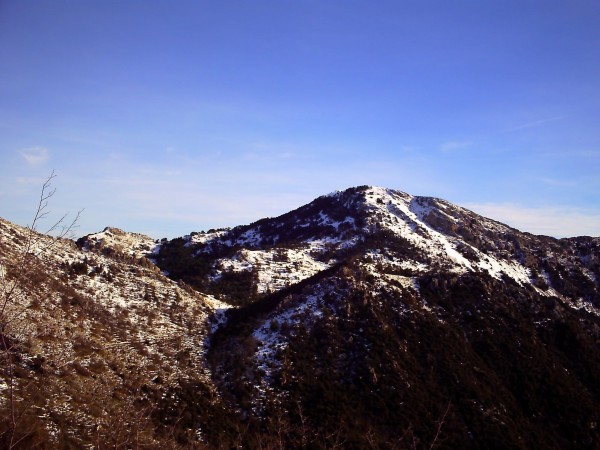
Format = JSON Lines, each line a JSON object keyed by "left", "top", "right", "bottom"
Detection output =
{"left": 205, "top": 262, "right": 600, "bottom": 449}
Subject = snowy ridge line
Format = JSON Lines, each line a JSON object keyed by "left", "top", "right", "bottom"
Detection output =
{"left": 360, "top": 187, "right": 534, "bottom": 285}
{"left": 144, "top": 186, "right": 598, "bottom": 315}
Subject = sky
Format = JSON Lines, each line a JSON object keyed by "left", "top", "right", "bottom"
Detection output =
{"left": 1, "top": 1, "right": 599, "bottom": 239}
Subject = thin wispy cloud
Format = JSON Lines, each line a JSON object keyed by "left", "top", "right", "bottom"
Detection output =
{"left": 465, "top": 202, "right": 600, "bottom": 237}
{"left": 540, "top": 149, "right": 600, "bottom": 159}
{"left": 399, "top": 146, "right": 417, "bottom": 153}
{"left": 15, "top": 176, "right": 45, "bottom": 185}
{"left": 505, "top": 116, "right": 566, "bottom": 133}
{"left": 440, "top": 141, "right": 472, "bottom": 153}
{"left": 540, "top": 177, "right": 578, "bottom": 188}
{"left": 20, "top": 146, "right": 49, "bottom": 165}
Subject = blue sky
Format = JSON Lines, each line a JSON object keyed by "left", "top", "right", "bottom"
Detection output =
{"left": 1, "top": 1, "right": 599, "bottom": 238}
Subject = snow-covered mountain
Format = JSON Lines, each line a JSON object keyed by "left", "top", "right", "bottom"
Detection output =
{"left": 153, "top": 186, "right": 600, "bottom": 312}
{"left": 3, "top": 185, "right": 600, "bottom": 448}
{"left": 158, "top": 186, "right": 600, "bottom": 448}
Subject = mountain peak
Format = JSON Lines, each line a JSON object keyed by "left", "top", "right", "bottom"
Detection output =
{"left": 151, "top": 186, "right": 599, "bottom": 312}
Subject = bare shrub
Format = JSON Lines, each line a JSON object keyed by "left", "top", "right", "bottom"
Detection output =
{"left": 0, "top": 172, "right": 81, "bottom": 448}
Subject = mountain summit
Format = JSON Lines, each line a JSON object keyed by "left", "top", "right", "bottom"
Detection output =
{"left": 153, "top": 185, "right": 600, "bottom": 309}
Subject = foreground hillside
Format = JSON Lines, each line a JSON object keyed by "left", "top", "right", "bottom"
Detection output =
{"left": 0, "top": 218, "right": 231, "bottom": 448}
{"left": 2, "top": 185, "right": 600, "bottom": 448}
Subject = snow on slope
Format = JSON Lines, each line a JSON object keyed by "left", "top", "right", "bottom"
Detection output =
{"left": 81, "top": 226, "right": 158, "bottom": 259}
{"left": 180, "top": 214, "right": 361, "bottom": 296}
{"left": 360, "top": 187, "right": 533, "bottom": 285}
{"left": 172, "top": 186, "right": 556, "bottom": 302}
{"left": 242, "top": 186, "right": 600, "bottom": 406}
{"left": 0, "top": 218, "right": 229, "bottom": 383}
{"left": 211, "top": 245, "right": 331, "bottom": 294}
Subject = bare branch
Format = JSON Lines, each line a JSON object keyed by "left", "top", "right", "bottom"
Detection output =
{"left": 0, "top": 171, "right": 81, "bottom": 448}
{"left": 28, "top": 170, "right": 57, "bottom": 234}
{"left": 429, "top": 402, "right": 452, "bottom": 450}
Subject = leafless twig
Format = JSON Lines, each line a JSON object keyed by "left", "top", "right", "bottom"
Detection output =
{"left": 429, "top": 402, "right": 452, "bottom": 450}
{"left": 0, "top": 171, "right": 81, "bottom": 448}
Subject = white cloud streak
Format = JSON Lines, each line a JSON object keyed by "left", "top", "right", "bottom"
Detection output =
{"left": 19, "top": 146, "right": 49, "bottom": 165}
{"left": 464, "top": 202, "right": 600, "bottom": 238}
{"left": 505, "top": 116, "right": 566, "bottom": 132}
{"left": 440, "top": 141, "right": 472, "bottom": 153}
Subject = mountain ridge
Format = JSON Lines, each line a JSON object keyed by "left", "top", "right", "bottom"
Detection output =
{"left": 120, "top": 186, "right": 599, "bottom": 311}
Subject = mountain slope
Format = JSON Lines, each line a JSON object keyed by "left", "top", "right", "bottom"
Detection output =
{"left": 0, "top": 218, "right": 231, "bottom": 448}
{"left": 193, "top": 186, "right": 600, "bottom": 449}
